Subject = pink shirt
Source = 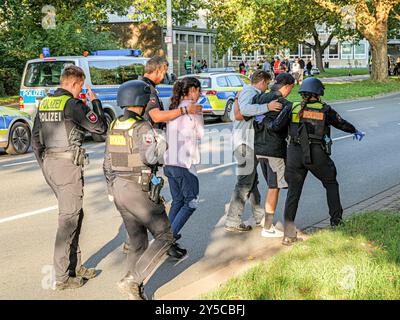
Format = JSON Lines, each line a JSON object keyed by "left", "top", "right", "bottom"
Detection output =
{"left": 164, "top": 100, "right": 204, "bottom": 169}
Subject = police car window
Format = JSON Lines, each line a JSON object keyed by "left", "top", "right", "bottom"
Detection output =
{"left": 197, "top": 77, "right": 211, "bottom": 88}
{"left": 227, "top": 75, "right": 243, "bottom": 87}
{"left": 89, "top": 61, "right": 145, "bottom": 85}
{"left": 24, "top": 61, "right": 75, "bottom": 87}
{"left": 216, "top": 76, "right": 229, "bottom": 87}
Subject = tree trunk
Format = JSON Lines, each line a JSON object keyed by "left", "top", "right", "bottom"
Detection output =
{"left": 370, "top": 31, "right": 389, "bottom": 81}
{"left": 314, "top": 44, "right": 325, "bottom": 73}
{"left": 369, "top": 23, "right": 389, "bottom": 81}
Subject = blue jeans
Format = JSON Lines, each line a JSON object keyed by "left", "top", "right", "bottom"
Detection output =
{"left": 164, "top": 166, "right": 199, "bottom": 239}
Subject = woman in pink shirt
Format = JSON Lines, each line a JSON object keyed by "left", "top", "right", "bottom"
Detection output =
{"left": 164, "top": 77, "right": 204, "bottom": 257}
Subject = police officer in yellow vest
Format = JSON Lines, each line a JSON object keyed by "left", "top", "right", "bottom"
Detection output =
{"left": 32, "top": 65, "right": 107, "bottom": 290}
{"left": 268, "top": 77, "right": 364, "bottom": 245}
{"left": 103, "top": 80, "right": 183, "bottom": 300}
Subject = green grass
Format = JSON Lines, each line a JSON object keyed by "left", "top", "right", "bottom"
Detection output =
{"left": 0, "top": 95, "right": 19, "bottom": 105}
{"left": 287, "top": 78, "right": 400, "bottom": 102}
{"left": 203, "top": 212, "right": 400, "bottom": 300}
{"left": 316, "top": 68, "right": 369, "bottom": 78}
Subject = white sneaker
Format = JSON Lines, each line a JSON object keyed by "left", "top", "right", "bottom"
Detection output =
{"left": 261, "top": 225, "right": 284, "bottom": 238}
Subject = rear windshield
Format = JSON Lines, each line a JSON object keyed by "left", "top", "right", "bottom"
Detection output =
{"left": 23, "top": 61, "right": 75, "bottom": 87}
{"left": 196, "top": 77, "right": 212, "bottom": 88}
{"left": 89, "top": 60, "right": 145, "bottom": 85}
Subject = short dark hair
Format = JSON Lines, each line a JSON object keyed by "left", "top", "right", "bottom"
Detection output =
{"left": 250, "top": 70, "right": 271, "bottom": 84}
{"left": 271, "top": 73, "right": 295, "bottom": 91}
{"left": 60, "top": 65, "right": 85, "bottom": 83}
{"left": 144, "top": 56, "right": 169, "bottom": 74}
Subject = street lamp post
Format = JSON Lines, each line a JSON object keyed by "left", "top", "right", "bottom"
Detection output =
{"left": 166, "top": 0, "right": 174, "bottom": 75}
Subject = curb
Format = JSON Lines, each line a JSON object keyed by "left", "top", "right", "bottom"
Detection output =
{"left": 304, "top": 183, "right": 400, "bottom": 233}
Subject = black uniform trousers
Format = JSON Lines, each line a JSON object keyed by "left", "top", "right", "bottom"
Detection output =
{"left": 42, "top": 156, "right": 84, "bottom": 282}
{"left": 111, "top": 177, "right": 174, "bottom": 285}
{"left": 283, "top": 143, "right": 343, "bottom": 237}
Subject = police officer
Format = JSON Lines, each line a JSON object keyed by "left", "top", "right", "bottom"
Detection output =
{"left": 268, "top": 77, "right": 364, "bottom": 245}
{"left": 32, "top": 65, "right": 107, "bottom": 289}
{"left": 103, "top": 80, "right": 185, "bottom": 300}
{"left": 141, "top": 56, "right": 202, "bottom": 127}
{"left": 121, "top": 56, "right": 201, "bottom": 255}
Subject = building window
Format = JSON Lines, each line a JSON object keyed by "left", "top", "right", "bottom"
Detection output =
{"left": 188, "top": 35, "right": 194, "bottom": 43}
{"left": 180, "top": 34, "right": 186, "bottom": 42}
{"left": 302, "top": 45, "right": 312, "bottom": 57}
{"left": 196, "top": 35, "right": 202, "bottom": 43}
{"left": 341, "top": 43, "right": 353, "bottom": 59}
{"left": 203, "top": 36, "right": 210, "bottom": 44}
{"left": 354, "top": 43, "right": 366, "bottom": 59}
{"left": 329, "top": 43, "right": 339, "bottom": 59}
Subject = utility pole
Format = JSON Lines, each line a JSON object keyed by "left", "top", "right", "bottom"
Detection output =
{"left": 166, "top": 0, "right": 174, "bottom": 75}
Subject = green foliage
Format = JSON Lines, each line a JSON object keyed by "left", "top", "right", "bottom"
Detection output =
{"left": 129, "top": 0, "right": 205, "bottom": 26}
{"left": 0, "top": 0, "right": 128, "bottom": 95}
{"left": 203, "top": 212, "right": 400, "bottom": 300}
{"left": 206, "top": 0, "right": 359, "bottom": 57}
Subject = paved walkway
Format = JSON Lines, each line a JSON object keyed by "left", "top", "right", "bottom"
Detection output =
{"left": 319, "top": 75, "right": 370, "bottom": 83}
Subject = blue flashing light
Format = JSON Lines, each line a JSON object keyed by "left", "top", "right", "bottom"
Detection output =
{"left": 91, "top": 49, "right": 143, "bottom": 57}
{"left": 42, "top": 47, "right": 50, "bottom": 58}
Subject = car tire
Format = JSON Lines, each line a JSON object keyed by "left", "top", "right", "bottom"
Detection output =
{"left": 92, "top": 112, "right": 113, "bottom": 142}
{"left": 221, "top": 100, "right": 233, "bottom": 122}
{"left": 6, "top": 122, "right": 31, "bottom": 155}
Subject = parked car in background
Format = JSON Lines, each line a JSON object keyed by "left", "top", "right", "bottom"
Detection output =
{"left": 179, "top": 72, "right": 250, "bottom": 122}
{"left": 0, "top": 106, "right": 32, "bottom": 155}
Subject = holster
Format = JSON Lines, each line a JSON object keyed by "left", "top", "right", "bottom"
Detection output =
{"left": 140, "top": 169, "right": 152, "bottom": 192}
{"left": 298, "top": 124, "right": 312, "bottom": 165}
{"left": 321, "top": 141, "right": 332, "bottom": 156}
{"left": 73, "top": 147, "right": 88, "bottom": 166}
{"left": 149, "top": 176, "right": 164, "bottom": 204}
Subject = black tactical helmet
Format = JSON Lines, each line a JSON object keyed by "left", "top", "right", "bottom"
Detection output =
{"left": 117, "top": 80, "right": 151, "bottom": 108}
{"left": 298, "top": 77, "right": 325, "bottom": 96}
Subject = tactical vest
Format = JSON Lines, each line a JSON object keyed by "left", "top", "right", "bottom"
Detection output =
{"left": 290, "top": 101, "right": 330, "bottom": 142}
{"left": 107, "top": 117, "right": 147, "bottom": 172}
{"left": 38, "top": 95, "right": 84, "bottom": 150}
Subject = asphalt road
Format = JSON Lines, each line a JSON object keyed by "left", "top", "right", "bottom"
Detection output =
{"left": 0, "top": 93, "right": 399, "bottom": 299}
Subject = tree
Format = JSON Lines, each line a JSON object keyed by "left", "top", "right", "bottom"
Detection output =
{"left": 128, "top": 0, "right": 205, "bottom": 26}
{"left": 206, "top": 0, "right": 359, "bottom": 72}
{"left": 314, "top": 0, "right": 400, "bottom": 81}
{"left": 0, "top": 0, "right": 130, "bottom": 95}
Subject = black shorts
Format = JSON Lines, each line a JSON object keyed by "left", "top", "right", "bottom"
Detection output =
{"left": 258, "top": 156, "right": 288, "bottom": 189}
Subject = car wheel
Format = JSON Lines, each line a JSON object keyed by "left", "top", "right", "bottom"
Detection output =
{"left": 6, "top": 122, "right": 31, "bottom": 155}
{"left": 221, "top": 100, "right": 233, "bottom": 122}
{"left": 92, "top": 112, "right": 113, "bottom": 142}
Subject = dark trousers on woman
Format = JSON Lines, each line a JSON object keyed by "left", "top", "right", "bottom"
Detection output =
{"left": 164, "top": 165, "right": 199, "bottom": 239}
{"left": 283, "top": 143, "right": 343, "bottom": 237}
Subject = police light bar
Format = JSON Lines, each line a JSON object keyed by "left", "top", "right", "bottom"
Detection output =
{"left": 91, "top": 49, "right": 142, "bottom": 57}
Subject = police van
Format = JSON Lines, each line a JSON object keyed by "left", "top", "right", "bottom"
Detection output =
{"left": 19, "top": 49, "right": 175, "bottom": 141}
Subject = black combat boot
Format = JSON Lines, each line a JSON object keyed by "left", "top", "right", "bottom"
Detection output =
{"left": 167, "top": 243, "right": 187, "bottom": 260}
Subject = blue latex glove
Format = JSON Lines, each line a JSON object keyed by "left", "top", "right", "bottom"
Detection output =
{"left": 255, "top": 115, "right": 265, "bottom": 124}
{"left": 353, "top": 130, "right": 365, "bottom": 141}
{"left": 151, "top": 175, "right": 161, "bottom": 185}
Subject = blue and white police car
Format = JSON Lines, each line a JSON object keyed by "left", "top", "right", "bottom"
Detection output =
{"left": 0, "top": 106, "right": 32, "bottom": 155}
{"left": 19, "top": 49, "right": 175, "bottom": 141}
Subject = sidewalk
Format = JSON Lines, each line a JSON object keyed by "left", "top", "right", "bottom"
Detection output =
{"left": 158, "top": 183, "right": 400, "bottom": 300}
{"left": 319, "top": 75, "right": 370, "bottom": 83}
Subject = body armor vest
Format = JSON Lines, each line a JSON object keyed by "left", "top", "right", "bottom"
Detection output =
{"left": 290, "top": 101, "right": 330, "bottom": 142}
{"left": 38, "top": 95, "right": 84, "bottom": 151}
{"left": 107, "top": 117, "right": 147, "bottom": 172}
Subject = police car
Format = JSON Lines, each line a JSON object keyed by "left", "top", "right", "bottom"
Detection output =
{"left": 0, "top": 106, "right": 32, "bottom": 155}
{"left": 19, "top": 49, "right": 175, "bottom": 141}
{"left": 179, "top": 72, "right": 250, "bottom": 122}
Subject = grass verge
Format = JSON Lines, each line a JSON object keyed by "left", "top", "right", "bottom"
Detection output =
{"left": 287, "top": 78, "right": 400, "bottom": 102}
{"left": 203, "top": 212, "right": 400, "bottom": 300}
{"left": 0, "top": 95, "right": 19, "bottom": 105}
{"left": 316, "top": 68, "right": 369, "bottom": 78}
